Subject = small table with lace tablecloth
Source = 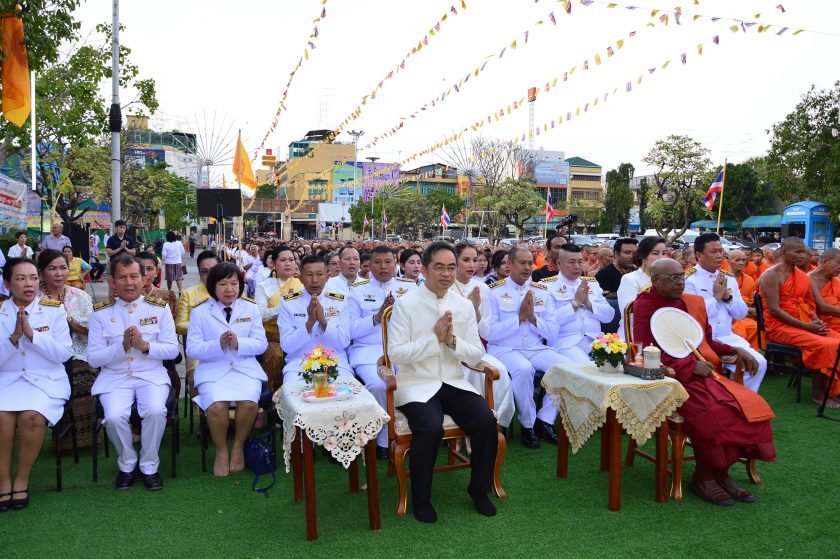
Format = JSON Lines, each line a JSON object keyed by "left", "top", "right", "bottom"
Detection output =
{"left": 542, "top": 362, "right": 689, "bottom": 511}
{"left": 274, "top": 378, "right": 390, "bottom": 541}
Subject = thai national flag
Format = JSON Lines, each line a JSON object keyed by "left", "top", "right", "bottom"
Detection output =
{"left": 703, "top": 170, "right": 724, "bottom": 210}
{"left": 441, "top": 204, "right": 451, "bottom": 226}
{"left": 546, "top": 191, "right": 560, "bottom": 222}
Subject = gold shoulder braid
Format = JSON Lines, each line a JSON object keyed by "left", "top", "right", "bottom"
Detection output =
{"left": 191, "top": 296, "right": 210, "bottom": 308}
{"left": 240, "top": 295, "right": 256, "bottom": 303}
{"left": 283, "top": 291, "right": 302, "bottom": 301}
{"left": 489, "top": 279, "right": 506, "bottom": 289}
{"left": 38, "top": 298, "right": 62, "bottom": 307}
{"left": 530, "top": 281, "right": 548, "bottom": 290}
{"left": 325, "top": 292, "right": 345, "bottom": 301}
{"left": 144, "top": 295, "right": 167, "bottom": 308}
{"left": 94, "top": 298, "right": 116, "bottom": 311}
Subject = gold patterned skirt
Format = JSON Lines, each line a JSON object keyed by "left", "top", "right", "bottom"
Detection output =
{"left": 263, "top": 322, "right": 285, "bottom": 393}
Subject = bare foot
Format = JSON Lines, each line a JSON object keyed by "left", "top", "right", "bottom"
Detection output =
{"left": 813, "top": 394, "right": 840, "bottom": 409}
{"left": 214, "top": 449, "right": 230, "bottom": 477}
{"left": 229, "top": 446, "right": 246, "bottom": 473}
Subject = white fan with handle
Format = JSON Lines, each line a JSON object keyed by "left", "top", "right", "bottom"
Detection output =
{"left": 650, "top": 307, "right": 704, "bottom": 359}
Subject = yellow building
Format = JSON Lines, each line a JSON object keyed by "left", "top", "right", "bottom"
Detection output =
{"left": 276, "top": 130, "right": 355, "bottom": 201}
{"left": 565, "top": 156, "right": 603, "bottom": 202}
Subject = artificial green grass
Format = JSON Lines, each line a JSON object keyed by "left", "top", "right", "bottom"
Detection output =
{"left": 3, "top": 373, "right": 839, "bottom": 558}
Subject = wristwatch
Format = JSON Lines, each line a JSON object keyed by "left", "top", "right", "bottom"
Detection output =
{"left": 446, "top": 335, "right": 457, "bottom": 351}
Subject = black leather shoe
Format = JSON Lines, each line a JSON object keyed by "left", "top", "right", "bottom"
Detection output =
{"left": 376, "top": 446, "right": 389, "bottom": 461}
{"left": 141, "top": 472, "right": 163, "bottom": 491}
{"left": 535, "top": 420, "right": 559, "bottom": 445}
{"left": 520, "top": 427, "right": 541, "bottom": 449}
{"left": 115, "top": 470, "right": 135, "bottom": 490}
{"left": 10, "top": 489, "right": 28, "bottom": 510}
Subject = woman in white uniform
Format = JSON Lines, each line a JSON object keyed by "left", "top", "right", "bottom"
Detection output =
{"left": 187, "top": 263, "right": 268, "bottom": 477}
{"left": 254, "top": 246, "right": 304, "bottom": 390}
{"left": 616, "top": 236, "right": 667, "bottom": 339}
{"left": 0, "top": 258, "right": 73, "bottom": 510}
{"left": 450, "top": 243, "right": 515, "bottom": 429}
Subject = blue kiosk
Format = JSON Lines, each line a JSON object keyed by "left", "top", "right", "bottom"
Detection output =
{"left": 781, "top": 201, "right": 834, "bottom": 250}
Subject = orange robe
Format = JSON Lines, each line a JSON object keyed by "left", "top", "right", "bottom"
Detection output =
{"left": 743, "top": 261, "right": 757, "bottom": 280}
{"left": 817, "top": 277, "right": 840, "bottom": 333}
{"left": 731, "top": 272, "right": 759, "bottom": 350}
{"left": 760, "top": 267, "right": 840, "bottom": 395}
{"left": 535, "top": 251, "right": 546, "bottom": 268}
{"left": 751, "top": 261, "right": 770, "bottom": 282}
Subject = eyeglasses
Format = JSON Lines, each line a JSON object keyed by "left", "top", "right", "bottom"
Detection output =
{"left": 654, "top": 273, "right": 685, "bottom": 283}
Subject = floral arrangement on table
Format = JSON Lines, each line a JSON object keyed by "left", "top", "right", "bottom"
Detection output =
{"left": 299, "top": 345, "right": 339, "bottom": 385}
{"left": 589, "top": 333, "right": 628, "bottom": 369}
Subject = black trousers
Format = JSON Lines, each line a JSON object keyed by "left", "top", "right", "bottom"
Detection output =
{"left": 90, "top": 260, "right": 105, "bottom": 281}
{"left": 398, "top": 383, "right": 498, "bottom": 503}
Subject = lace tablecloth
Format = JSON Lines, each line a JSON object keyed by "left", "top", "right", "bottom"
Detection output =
{"left": 542, "top": 362, "right": 689, "bottom": 453}
{"left": 274, "top": 378, "right": 390, "bottom": 471}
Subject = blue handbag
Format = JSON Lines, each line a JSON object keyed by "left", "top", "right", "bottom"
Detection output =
{"left": 244, "top": 431, "right": 276, "bottom": 495}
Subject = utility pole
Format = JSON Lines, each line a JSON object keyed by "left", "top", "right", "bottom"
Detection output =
{"left": 347, "top": 130, "right": 364, "bottom": 239}
{"left": 109, "top": 0, "right": 122, "bottom": 231}
{"left": 367, "top": 156, "right": 380, "bottom": 239}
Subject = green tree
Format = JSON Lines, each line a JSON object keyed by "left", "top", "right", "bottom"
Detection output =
{"left": 477, "top": 178, "right": 543, "bottom": 238}
{"left": 255, "top": 183, "right": 276, "bottom": 199}
{"left": 599, "top": 163, "right": 634, "bottom": 235}
{"left": 642, "top": 134, "right": 711, "bottom": 242}
{"left": 709, "top": 161, "right": 774, "bottom": 222}
{"left": 765, "top": 81, "right": 840, "bottom": 217}
{"left": 638, "top": 177, "right": 649, "bottom": 232}
{"left": 160, "top": 173, "right": 196, "bottom": 232}
{"left": 424, "top": 186, "right": 464, "bottom": 222}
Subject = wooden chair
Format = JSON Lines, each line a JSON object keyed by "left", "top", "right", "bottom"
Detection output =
{"left": 754, "top": 292, "right": 811, "bottom": 402}
{"left": 378, "top": 306, "right": 507, "bottom": 516}
{"left": 622, "top": 301, "right": 760, "bottom": 500}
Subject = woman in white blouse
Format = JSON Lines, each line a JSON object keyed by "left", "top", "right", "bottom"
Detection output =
{"left": 449, "top": 243, "right": 515, "bottom": 428}
{"left": 616, "top": 236, "right": 667, "bottom": 339}
{"left": 254, "top": 248, "right": 273, "bottom": 285}
{"left": 7, "top": 231, "right": 33, "bottom": 259}
{"left": 254, "top": 246, "right": 303, "bottom": 390}
{"left": 187, "top": 263, "right": 268, "bottom": 476}
{"left": 161, "top": 231, "right": 186, "bottom": 294}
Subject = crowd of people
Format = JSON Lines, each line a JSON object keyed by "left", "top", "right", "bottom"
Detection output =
{"left": 3, "top": 223, "right": 840, "bottom": 524}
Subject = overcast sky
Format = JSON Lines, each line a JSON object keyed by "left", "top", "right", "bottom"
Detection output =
{"left": 76, "top": 0, "right": 840, "bottom": 184}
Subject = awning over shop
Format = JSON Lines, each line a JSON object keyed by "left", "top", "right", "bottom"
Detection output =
{"left": 741, "top": 215, "right": 782, "bottom": 229}
{"left": 690, "top": 219, "right": 738, "bottom": 230}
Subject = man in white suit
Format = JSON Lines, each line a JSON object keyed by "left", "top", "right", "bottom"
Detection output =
{"left": 88, "top": 255, "right": 180, "bottom": 491}
{"left": 387, "top": 242, "right": 498, "bottom": 524}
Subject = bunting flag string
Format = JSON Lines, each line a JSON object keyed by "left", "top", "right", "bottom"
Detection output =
{"left": 252, "top": 0, "right": 330, "bottom": 160}
{"left": 270, "top": 2, "right": 469, "bottom": 201}
{"left": 395, "top": 28, "right": 733, "bottom": 166}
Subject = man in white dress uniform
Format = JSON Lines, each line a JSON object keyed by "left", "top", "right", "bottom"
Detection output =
{"left": 544, "top": 244, "right": 616, "bottom": 362}
{"left": 88, "top": 255, "right": 180, "bottom": 491}
{"left": 323, "top": 246, "right": 363, "bottom": 295}
{"left": 684, "top": 233, "right": 766, "bottom": 392}
{"left": 387, "top": 242, "right": 498, "bottom": 524}
{"left": 278, "top": 255, "right": 353, "bottom": 384}
{"left": 347, "top": 246, "right": 417, "bottom": 459}
{"left": 485, "top": 246, "right": 568, "bottom": 449}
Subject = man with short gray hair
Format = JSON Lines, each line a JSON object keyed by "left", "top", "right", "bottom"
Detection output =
{"left": 42, "top": 222, "right": 72, "bottom": 252}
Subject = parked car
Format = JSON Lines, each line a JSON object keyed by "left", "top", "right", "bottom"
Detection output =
{"left": 497, "top": 238, "right": 521, "bottom": 247}
{"left": 568, "top": 234, "right": 596, "bottom": 246}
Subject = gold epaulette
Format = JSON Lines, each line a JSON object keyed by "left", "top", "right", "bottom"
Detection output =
{"left": 145, "top": 295, "right": 167, "bottom": 308}
{"left": 489, "top": 279, "right": 506, "bottom": 289}
{"left": 325, "top": 292, "right": 345, "bottom": 301}
{"left": 38, "top": 298, "right": 61, "bottom": 307}
{"left": 639, "top": 282, "right": 652, "bottom": 294}
{"left": 686, "top": 267, "right": 698, "bottom": 276}
{"left": 191, "top": 295, "right": 210, "bottom": 308}
{"left": 721, "top": 270, "right": 734, "bottom": 277}
{"left": 240, "top": 295, "right": 256, "bottom": 304}
{"left": 540, "top": 275, "right": 558, "bottom": 283}
{"left": 94, "top": 299, "right": 115, "bottom": 312}
{"left": 283, "top": 291, "right": 302, "bottom": 301}
{"left": 582, "top": 276, "right": 597, "bottom": 282}
{"left": 530, "top": 281, "right": 548, "bottom": 290}
{"left": 397, "top": 277, "right": 416, "bottom": 283}
{"left": 353, "top": 278, "right": 370, "bottom": 286}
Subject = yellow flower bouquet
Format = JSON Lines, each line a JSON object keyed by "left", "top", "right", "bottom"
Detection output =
{"left": 300, "top": 345, "right": 339, "bottom": 397}
{"left": 588, "top": 333, "right": 628, "bottom": 369}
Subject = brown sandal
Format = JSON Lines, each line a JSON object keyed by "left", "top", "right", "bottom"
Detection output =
{"left": 719, "top": 477, "right": 756, "bottom": 503}
{"left": 689, "top": 479, "right": 736, "bottom": 506}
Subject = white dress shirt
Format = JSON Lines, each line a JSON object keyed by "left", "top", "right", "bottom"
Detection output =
{"left": 544, "top": 274, "right": 615, "bottom": 349}
{"left": 324, "top": 273, "right": 362, "bottom": 295}
{"left": 616, "top": 268, "right": 651, "bottom": 339}
{"left": 346, "top": 276, "right": 417, "bottom": 365}
{"left": 277, "top": 289, "right": 352, "bottom": 375}
{"left": 387, "top": 284, "right": 485, "bottom": 407}
{"left": 484, "top": 278, "right": 563, "bottom": 351}
{"left": 683, "top": 265, "right": 748, "bottom": 339}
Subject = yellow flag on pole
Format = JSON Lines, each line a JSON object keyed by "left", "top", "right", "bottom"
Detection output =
{"left": 1, "top": 13, "right": 31, "bottom": 127}
{"left": 232, "top": 133, "right": 257, "bottom": 189}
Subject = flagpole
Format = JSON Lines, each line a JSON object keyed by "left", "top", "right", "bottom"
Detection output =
{"left": 29, "top": 71, "right": 36, "bottom": 193}
{"left": 544, "top": 187, "right": 550, "bottom": 239}
{"left": 715, "top": 159, "right": 727, "bottom": 234}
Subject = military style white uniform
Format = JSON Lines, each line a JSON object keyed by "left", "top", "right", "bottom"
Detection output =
{"left": 347, "top": 276, "right": 417, "bottom": 447}
{"left": 543, "top": 274, "right": 617, "bottom": 362}
{"left": 88, "top": 295, "right": 180, "bottom": 476}
{"left": 484, "top": 278, "right": 569, "bottom": 429}
{"left": 186, "top": 296, "right": 268, "bottom": 410}
{"left": 0, "top": 298, "right": 74, "bottom": 425}
{"left": 450, "top": 277, "right": 515, "bottom": 428}
{"left": 277, "top": 289, "right": 353, "bottom": 384}
{"left": 684, "top": 265, "right": 767, "bottom": 392}
{"left": 324, "top": 273, "right": 363, "bottom": 296}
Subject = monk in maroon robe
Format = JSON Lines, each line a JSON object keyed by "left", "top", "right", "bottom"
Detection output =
{"left": 634, "top": 259, "right": 776, "bottom": 506}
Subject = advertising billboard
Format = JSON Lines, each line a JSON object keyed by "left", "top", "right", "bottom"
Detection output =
{"left": 362, "top": 162, "right": 400, "bottom": 201}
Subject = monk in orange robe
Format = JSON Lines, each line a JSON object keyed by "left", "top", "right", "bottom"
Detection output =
{"left": 728, "top": 249, "right": 759, "bottom": 350}
{"left": 635, "top": 259, "right": 775, "bottom": 506}
{"left": 759, "top": 238, "right": 840, "bottom": 408}
{"left": 749, "top": 248, "right": 769, "bottom": 281}
{"left": 809, "top": 248, "right": 840, "bottom": 333}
